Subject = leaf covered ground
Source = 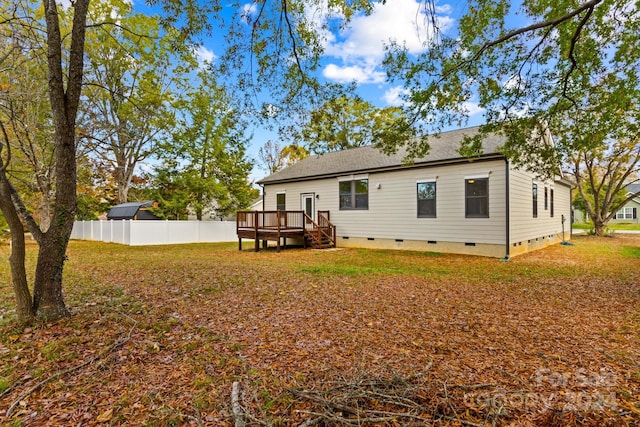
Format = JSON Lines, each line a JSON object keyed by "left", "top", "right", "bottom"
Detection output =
{"left": 0, "top": 235, "right": 639, "bottom": 426}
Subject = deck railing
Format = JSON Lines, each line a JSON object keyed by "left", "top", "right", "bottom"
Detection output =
{"left": 237, "top": 210, "right": 335, "bottom": 250}
{"left": 236, "top": 210, "right": 305, "bottom": 232}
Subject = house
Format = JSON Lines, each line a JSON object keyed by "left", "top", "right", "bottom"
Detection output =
{"left": 572, "top": 183, "right": 639, "bottom": 225}
{"left": 254, "top": 126, "right": 574, "bottom": 258}
{"left": 107, "top": 201, "right": 160, "bottom": 220}
{"left": 610, "top": 184, "right": 639, "bottom": 224}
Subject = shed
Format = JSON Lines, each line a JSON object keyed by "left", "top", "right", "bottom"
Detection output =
{"left": 107, "top": 201, "right": 160, "bottom": 220}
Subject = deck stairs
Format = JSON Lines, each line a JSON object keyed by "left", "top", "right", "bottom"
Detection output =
{"left": 303, "top": 211, "right": 336, "bottom": 249}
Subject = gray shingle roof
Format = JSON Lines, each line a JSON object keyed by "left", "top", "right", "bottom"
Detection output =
{"left": 258, "top": 127, "right": 506, "bottom": 184}
{"left": 107, "top": 201, "right": 157, "bottom": 220}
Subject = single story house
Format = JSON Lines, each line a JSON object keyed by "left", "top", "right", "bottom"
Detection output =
{"left": 255, "top": 126, "right": 574, "bottom": 258}
{"left": 107, "top": 201, "right": 160, "bottom": 220}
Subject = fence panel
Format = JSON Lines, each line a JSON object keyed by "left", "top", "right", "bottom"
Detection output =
{"left": 71, "top": 220, "right": 237, "bottom": 246}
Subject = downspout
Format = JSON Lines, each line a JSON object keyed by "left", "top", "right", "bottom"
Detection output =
{"left": 260, "top": 184, "right": 265, "bottom": 211}
{"left": 501, "top": 158, "right": 510, "bottom": 261}
{"left": 569, "top": 187, "right": 573, "bottom": 239}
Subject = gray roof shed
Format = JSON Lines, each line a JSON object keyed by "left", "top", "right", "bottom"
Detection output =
{"left": 107, "top": 201, "right": 160, "bottom": 220}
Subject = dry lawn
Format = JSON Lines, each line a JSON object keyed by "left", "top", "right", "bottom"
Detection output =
{"left": 0, "top": 234, "right": 639, "bottom": 426}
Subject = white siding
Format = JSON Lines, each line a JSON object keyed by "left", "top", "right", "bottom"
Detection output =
{"left": 508, "top": 168, "right": 573, "bottom": 244}
{"left": 264, "top": 159, "right": 507, "bottom": 245}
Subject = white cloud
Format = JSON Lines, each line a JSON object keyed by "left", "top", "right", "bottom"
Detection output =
{"left": 325, "top": 0, "right": 453, "bottom": 61}
{"left": 321, "top": 0, "right": 454, "bottom": 85}
{"left": 461, "top": 101, "right": 484, "bottom": 116}
{"left": 322, "top": 63, "right": 385, "bottom": 84}
{"left": 241, "top": 2, "right": 258, "bottom": 23}
{"left": 382, "top": 86, "right": 410, "bottom": 106}
{"left": 194, "top": 45, "right": 216, "bottom": 67}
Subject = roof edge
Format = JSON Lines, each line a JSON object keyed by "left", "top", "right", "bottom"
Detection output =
{"left": 258, "top": 153, "right": 506, "bottom": 185}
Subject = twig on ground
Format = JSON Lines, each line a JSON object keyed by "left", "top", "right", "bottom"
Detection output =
{"left": 451, "top": 383, "right": 497, "bottom": 391}
{"left": 6, "top": 319, "right": 136, "bottom": 419}
{"left": 232, "top": 381, "right": 245, "bottom": 427}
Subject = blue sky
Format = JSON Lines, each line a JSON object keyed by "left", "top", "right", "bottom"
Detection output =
{"left": 130, "top": 0, "right": 489, "bottom": 181}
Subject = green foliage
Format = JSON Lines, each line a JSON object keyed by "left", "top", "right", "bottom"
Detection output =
{"left": 155, "top": 68, "right": 257, "bottom": 219}
{"left": 299, "top": 95, "right": 414, "bottom": 154}
{"left": 381, "top": 0, "right": 639, "bottom": 168}
{"left": 81, "top": 0, "right": 196, "bottom": 203}
{"left": 148, "top": 162, "right": 190, "bottom": 220}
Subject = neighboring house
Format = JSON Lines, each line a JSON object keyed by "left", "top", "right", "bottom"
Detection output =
{"left": 247, "top": 197, "right": 263, "bottom": 212}
{"left": 610, "top": 183, "right": 639, "bottom": 224}
{"left": 573, "top": 183, "right": 639, "bottom": 225}
{"left": 256, "top": 126, "right": 574, "bottom": 258}
{"left": 107, "top": 201, "right": 160, "bottom": 220}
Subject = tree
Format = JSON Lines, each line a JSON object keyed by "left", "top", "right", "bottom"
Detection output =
{"left": 257, "top": 140, "right": 309, "bottom": 175}
{"left": 561, "top": 104, "right": 639, "bottom": 235}
{"left": 0, "top": 4, "right": 58, "bottom": 233}
{"left": 0, "top": 0, "right": 90, "bottom": 322}
{"left": 257, "top": 140, "right": 285, "bottom": 175}
{"left": 299, "top": 96, "right": 411, "bottom": 154}
{"left": 81, "top": 0, "right": 193, "bottom": 204}
{"left": 0, "top": 0, "right": 209, "bottom": 323}
{"left": 280, "top": 144, "right": 309, "bottom": 165}
{"left": 162, "top": 69, "right": 256, "bottom": 219}
{"left": 147, "top": 161, "right": 191, "bottom": 220}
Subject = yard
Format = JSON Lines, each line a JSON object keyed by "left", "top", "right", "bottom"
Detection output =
{"left": 0, "top": 235, "right": 639, "bottom": 426}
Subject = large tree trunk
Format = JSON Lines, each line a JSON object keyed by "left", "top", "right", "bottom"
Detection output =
{"left": 26, "top": 0, "right": 89, "bottom": 321}
{"left": 33, "top": 232, "right": 71, "bottom": 320}
{"left": 592, "top": 220, "right": 607, "bottom": 237}
{"left": 0, "top": 177, "right": 34, "bottom": 323}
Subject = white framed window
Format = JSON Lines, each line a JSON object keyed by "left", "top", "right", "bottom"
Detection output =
{"left": 616, "top": 207, "right": 637, "bottom": 220}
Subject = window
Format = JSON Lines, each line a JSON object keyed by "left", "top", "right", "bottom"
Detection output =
{"left": 544, "top": 187, "right": 548, "bottom": 210}
{"left": 339, "top": 179, "right": 368, "bottom": 210}
{"left": 465, "top": 178, "right": 489, "bottom": 218}
{"left": 550, "top": 189, "right": 554, "bottom": 217}
{"left": 417, "top": 182, "right": 436, "bottom": 217}
{"left": 532, "top": 183, "right": 538, "bottom": 218}
{"left": 276, "top": 193, "right": 286, "bottom": 211}
{"left": 616, "top": 207, "right": 637, "bottom": 220}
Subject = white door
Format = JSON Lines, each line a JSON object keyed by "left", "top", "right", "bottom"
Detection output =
{"left": 301, "top": 193, "right": 315, "bottom": 226}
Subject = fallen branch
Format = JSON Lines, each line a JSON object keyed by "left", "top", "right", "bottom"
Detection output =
{"left": 232, "top": 381, "right": 245, "bottom": 427}
{"left": 451, "top": 383, "right": 496, "bottom": 391}
{"left": 6, "top": 320, "right": 136, "bottom": 419}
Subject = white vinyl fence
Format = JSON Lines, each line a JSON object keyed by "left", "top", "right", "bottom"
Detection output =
{"left": 71, "top": 220, "right": 237, "bottom": 246}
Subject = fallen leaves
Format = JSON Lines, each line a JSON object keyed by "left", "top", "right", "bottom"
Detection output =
{"left": 0, "top": 235, "right": 638, "bottom": 425}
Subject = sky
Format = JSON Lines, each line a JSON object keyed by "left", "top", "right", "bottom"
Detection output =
{"left": 131, "top": 0, "right": 488, "bottom": 182}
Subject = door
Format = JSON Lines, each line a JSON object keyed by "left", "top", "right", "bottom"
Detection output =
{"left": 301, "top": 193, "right": 315, "bottom": 227}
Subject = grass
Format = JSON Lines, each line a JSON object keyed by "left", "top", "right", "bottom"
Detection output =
{"left": 0, "top": 235, "right": 639, "bottom": 426}
{"left": 573, "top": 221, "right": 640, "bottom": 231}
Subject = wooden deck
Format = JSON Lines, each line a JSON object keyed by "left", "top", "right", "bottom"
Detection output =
{"left": 236, "top": 210, "right": 336, "bottom": 252}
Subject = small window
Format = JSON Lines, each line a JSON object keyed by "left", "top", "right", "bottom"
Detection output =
{"left": 532, "top": 183, "right": 538, "bottom": 218}
{"left": 417, "top": 182, "right": 436, "bottom": 218}
{"left": 550, "top": 189, "right": 554, "bottom": 217}
{"left": 465, "top": 178, "right": 489, "bottom": 218}
{"left": 276, "top": 193, "right": 286, "bottom": 211}
{"left": 544, "top": 187, "right": 548, "bottom": 210}
{"left": 339, "top": 179, "right": 368, "bottom": 210}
